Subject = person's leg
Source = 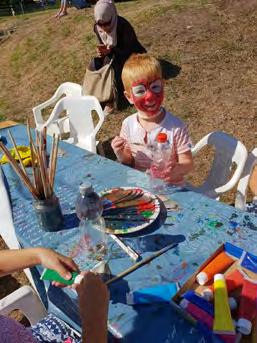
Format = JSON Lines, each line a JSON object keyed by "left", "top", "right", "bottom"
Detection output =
{"left": 55, "top": 0, "right": 68, "bottom": 18}
{"left": 250, "top": 166, "right": 257, "bottom": 197}
{"left": 246, "top": 166, "right": 257, "bottom": 215}
{"left": 59, "top": 0, "right": 68, "bottom": 16}
{"left": 30, "top": 314, "right": 81, "bottom": 342}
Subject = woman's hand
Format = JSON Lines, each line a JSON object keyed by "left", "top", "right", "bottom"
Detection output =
{"left": 96, "top": 44, "right": 112, "bottom": 58}
{"left": 36, "top": 247, "right": 79, "bottom": 281}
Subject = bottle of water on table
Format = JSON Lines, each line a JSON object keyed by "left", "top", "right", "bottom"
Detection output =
{"left": 150, "top": 132, "right": 172, "bottom": 179}
{"left": 75, "top": 182, "right": 108, "bottom": 264}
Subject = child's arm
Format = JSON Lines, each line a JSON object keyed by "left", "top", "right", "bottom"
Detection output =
{"left": 0, "top": 248, "right": 78, "bottom": 280}
{"left": 74, "top": 272, "right": 109, "bottom": 343}
{"left": 163, "top": 150, "right": 194, "bottom": 185}
{"left": 111, "top": 136, "right": 134, "bottom": 166}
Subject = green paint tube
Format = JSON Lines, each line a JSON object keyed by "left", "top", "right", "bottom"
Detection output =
{"left": 40, "top": 268, "right": 80, "bottom": 285}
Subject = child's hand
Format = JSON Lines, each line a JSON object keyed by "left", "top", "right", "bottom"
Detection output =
{"left": 111, "top": 136, "right": 127, "bottom": 156}
{"left": 163, "top": 161, "right": 184, "bottom": 185}
{"left": 74, "top": 271, "right": 109, "bottom": 338}
{"left": 36, "top": 248, "right": 79, "bottom": 282}
{"left": 111, "top": 136, "right": 133, "bottom": 165}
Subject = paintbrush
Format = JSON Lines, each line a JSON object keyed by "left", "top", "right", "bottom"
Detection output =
{"left": 104, "top": 214, "right": 150, "bottom": 221}
{"left": 105, "top": 242, "right": 176, "bottom": 285}
{"left": 103, "top": 205, "right": 155, "bottom": 215}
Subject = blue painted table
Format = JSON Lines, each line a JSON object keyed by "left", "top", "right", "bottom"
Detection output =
{"left": 1, "top": 125, "right": 257, "bottom": 343}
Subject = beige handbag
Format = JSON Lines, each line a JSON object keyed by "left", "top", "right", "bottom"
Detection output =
{"left": 83, "top": 58, "right": 114, "bottom": 103}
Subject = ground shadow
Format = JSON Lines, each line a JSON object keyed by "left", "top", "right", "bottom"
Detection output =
{"left": 0, "top": 275, "right": 21, "bottom": 298}
{"left": 159, "top": 59, "right": 181, "bottom": 80}
{"left": 99, "top": 137, "right": 117, "bottom": 161}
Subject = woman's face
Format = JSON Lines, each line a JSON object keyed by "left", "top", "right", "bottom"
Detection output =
{"left": 96, "top": 19, "right": 112, "bottom": 33}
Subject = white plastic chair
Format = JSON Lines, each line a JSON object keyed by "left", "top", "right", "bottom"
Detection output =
{"left": 0, "top": 166, "right": 37, "bottom": 292}
{"left": 0, "top": 285, "right": 81, "bottom": 337}
{"left": 235, "top": 148, "right": 257, "bottom": 210}
{"left": 40, "top": 96, "right": 105, "bottom": 153}
{"left": 33, "top": 82, "right": 82, "bottom": 136}
{"left": 188, "top": 131, "right": 248, "bottom": 199}
{"left": 0, "top": 286, "right": 47, "bottom": 325}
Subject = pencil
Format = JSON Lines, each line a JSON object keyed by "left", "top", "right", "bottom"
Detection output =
{"left": 105, "top": 242, "right": 176, "bottom": 285}
{"left": 110, "top": 234, "right": 140, "bottom": 262}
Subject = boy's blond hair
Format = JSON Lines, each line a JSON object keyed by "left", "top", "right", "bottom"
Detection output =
{"left": 122, "top": 54, "right": 162, "bottom": 94}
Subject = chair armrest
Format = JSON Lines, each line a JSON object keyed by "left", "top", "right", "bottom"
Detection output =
{"left": 33, "top": 93, "right": 62, "bottom": 128}
{"left": 0, "top": 286, "right": 47, "bottom": 326}
{"left": 215, "top": 146, "right": 248, "bottom": 195}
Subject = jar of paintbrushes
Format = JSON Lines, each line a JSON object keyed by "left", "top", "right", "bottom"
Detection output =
{"left": 0, "top": 121, "right": 63, "bottom": 232}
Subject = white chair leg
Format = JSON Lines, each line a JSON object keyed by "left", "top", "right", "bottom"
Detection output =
{"left": 0, "top": 285, "right": 47, "bottom": 325}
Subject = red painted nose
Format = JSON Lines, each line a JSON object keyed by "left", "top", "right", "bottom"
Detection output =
{"left": 144, "top": 90, "right": 155, "bottom": 103}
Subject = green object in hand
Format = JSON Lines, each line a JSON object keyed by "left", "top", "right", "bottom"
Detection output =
{"left": 40, "top": 268, "right": 79, "bottom": 285}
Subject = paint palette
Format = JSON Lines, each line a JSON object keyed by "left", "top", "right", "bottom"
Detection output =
{"left": 100, "top": 187, "right": 160, "bottom": 234}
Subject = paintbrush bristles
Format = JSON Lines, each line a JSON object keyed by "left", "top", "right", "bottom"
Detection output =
{"left": 0, "top": 122, "right": 60, "bottom": 200}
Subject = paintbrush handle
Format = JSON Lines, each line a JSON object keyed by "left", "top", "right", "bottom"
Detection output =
{"left": 105, "top": 242, "right": 175, "bottom": 285}
{"left": 110, "top": 234, "right": 140, "bottom": 262}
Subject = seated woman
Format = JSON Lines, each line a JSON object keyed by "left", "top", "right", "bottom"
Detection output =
{"left": 92, "top": 0, "right": 146, "bottom": 113}
{"left": 0, "top": 248, "right": 109, "bottom": 343}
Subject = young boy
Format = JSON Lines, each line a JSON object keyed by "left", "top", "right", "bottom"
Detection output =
{"left": 111, "top": 53, "right": 193, "bottom": 185}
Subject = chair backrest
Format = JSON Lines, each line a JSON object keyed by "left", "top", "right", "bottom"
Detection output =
{"left": 33, "top": 82, "right": 82, "bottom": 128}
{"left": 0, "top": 166, "right": 38, "bottom": 292}
{"left": 56, "top": 82, "right": 82, "bottom": 98}
{"left": 44, "top": 96, "right": 105, "bottom": 153}
{"left": 235, "top": 148, "right": 257, "bottom": 210}
{"left": 191, "top": 131, "right": 248, "bottom": 198}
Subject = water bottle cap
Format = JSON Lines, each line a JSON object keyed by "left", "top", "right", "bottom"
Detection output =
{"left": 156, "top": 133, "right": 168, "bottom": 143}
{"left": 79, "top": 182, "right": 93, "bottom": 195}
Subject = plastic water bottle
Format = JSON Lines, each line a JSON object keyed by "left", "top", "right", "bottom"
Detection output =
{"left": 75, "top": 182, "right": 108, "bottom": 263}
{"left": 150, "top": 132, "right": 171, "bottom": 179}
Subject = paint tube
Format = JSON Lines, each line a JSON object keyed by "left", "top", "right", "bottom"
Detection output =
{"left": 126, "top": 283, "right": 179, "bottom": 305}
{"left": 213, "top": 274, "right": 235, "bottom": 335}
{"left": 196, "top": 251, "right": 235, "bottom": 285}
{"left": 201, "top": 269, "right": 244, "bottom": 301}
{"left": 224, "top": 242, "right": 244, "bottom": 259}
{"left": 239, "top": 251, "right": 257, "bottom": 273}
{"left": 237, "top": 278, "right": 257, "bottom": 335}
{"left": 40, "top": 268, "right": 79, "bottom": 285}
{"left": 180, "top": 299, "right": 236, "bottom": 343}
{"left": 183, "top": 290, "right": 214, "bottom": 316}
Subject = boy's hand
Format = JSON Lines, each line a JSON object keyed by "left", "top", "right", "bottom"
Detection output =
{"left": 163, "top": 161, "right": 184, "bottom": 185}
{"left": 111, "top": 136, "right": 134, "bottom": 166}
{"left": 111, "top": 136, "right": 127, "bottom": 156}
{"left": 36, "top": 248, "right": 79, "bottom": 282}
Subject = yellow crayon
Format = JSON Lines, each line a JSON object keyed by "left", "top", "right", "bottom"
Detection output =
{"left": 213, "top": 274, "right": 235, "bottom": 335}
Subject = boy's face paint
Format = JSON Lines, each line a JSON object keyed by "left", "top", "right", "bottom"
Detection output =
{"left": 130, "top": 79, "right": 164, "bottom": 117}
